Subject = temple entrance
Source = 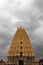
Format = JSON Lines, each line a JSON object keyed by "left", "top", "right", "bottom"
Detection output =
{"left": 19, "top": 60, "right": 24, "bottom": 65}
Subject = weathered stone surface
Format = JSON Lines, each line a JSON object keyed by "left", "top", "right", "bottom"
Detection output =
{"left": 8, "top": 26, "right": 35, "bottom": 57}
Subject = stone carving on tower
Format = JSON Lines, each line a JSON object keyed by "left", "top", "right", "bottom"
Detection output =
{"left": 7, "top": 26, "right": 35, "bottom": 65}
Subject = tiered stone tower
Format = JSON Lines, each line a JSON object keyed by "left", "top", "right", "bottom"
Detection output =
{"left": 7, "top": 26, "right": 35, "bottom": 65}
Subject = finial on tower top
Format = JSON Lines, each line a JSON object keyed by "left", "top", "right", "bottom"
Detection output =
{"left": 20, "top": 26, "right": 22, "bottom": 28}
{"left": 17, "top": 26, "right": 23, "bottom": 30}
{"left": 17, "top": 26, "right": 25, "bottom": 30}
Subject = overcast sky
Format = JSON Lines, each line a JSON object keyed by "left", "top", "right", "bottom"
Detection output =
{"left": 0, "top": 0, "right": 43, "bottom": 61}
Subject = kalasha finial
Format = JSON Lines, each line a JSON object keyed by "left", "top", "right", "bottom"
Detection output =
{"left": 17, "top": 26, "right": 22, "bottom": 30}
{"left": 20, "top": 26, "right": 22, "bottom": 28}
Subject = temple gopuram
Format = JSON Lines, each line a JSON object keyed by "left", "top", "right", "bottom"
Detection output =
{"left": 0, "top": 26, "right": 43, "bottom": 65}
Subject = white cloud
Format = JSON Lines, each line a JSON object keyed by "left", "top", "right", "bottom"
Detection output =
{"left": 0, "top": 0, "right": 7, "bottom": 9}
{"left": 0, "top": 0, "right": 35, "bottom": 21}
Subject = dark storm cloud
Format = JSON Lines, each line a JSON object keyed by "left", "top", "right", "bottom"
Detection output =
{"left": 35, "top": 0, "right": 43, "bottom": 12}
{"left": 0, "top": 30, "right": 12, "bottom": 60}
